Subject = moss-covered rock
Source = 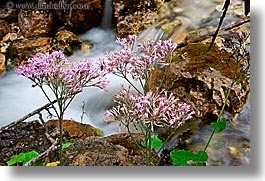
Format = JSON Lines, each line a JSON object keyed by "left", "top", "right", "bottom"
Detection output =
{"left": 150, "top": 42, "right": 250, "bottom": 121}
{"left": 53, "top": 30, "right": 83, "bottom": 56}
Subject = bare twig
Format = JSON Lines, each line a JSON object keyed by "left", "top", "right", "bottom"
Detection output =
{"left": 177, "top": 17, "right": 250, "bottom": 49}
{"left": 0, "top": 100, "right": 57, "bottom": 134}
{"left": 37, "top": 112, "right": 55, "bottom": 143}
{"left": 209, "top": 0, "right": 230, "bottom": 50}
{"left": 24, "top": 138, "right": 59, "bottom": 166}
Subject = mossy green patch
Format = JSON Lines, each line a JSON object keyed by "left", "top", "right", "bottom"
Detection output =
{"left": 92, "top": 127, "right": 103, "bottom": 137}
{"left": 172, "top": 43, "right": 240, "bottom": 79}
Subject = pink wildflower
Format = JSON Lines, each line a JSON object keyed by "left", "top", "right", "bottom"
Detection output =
{"left": 16, "top": 50, "right": 109, "bottom": 98}
{"left": 105, "top": 87, "right": 194, "bottom": 130}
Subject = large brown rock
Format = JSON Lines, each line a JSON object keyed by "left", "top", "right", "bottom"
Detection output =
{"left": 56, "top": 0, "right": 104, "bottom": 34}
{"left": 149, "top": 43, "right": 250, "bottom": 121}
{"left": 0, "top": 8, "right": 18, "bottom": 22}
{"left": 0, "top": 20, "right": 11, "bottom": 40}
{"left": 0, "top": 120, "right": 155, "bottom": 166}
{"left": 113, "top": 0, "right": 164, "bottom": 38}
{"left": 54, "top": 30, "right": 83, "bottom": 56}
{"left": 18, "top": 9, "right": 60, "bottom": 38}
{"left": 45, "top": 119, "right": 103, "bottom": 139}
{"left": 0, "top": 120, "right": 57, "bottom": 166}
{"left": 0, "top": 53, "right": 6, "bottom": 75}
{"left": 6, "top": 37, "right": 53, "bottom": 66}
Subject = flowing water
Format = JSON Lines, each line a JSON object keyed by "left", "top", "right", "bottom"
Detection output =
{"left": 0, "top": 0, "right": 250, "bottom": 165}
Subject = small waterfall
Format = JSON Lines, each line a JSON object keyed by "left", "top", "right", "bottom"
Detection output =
{"left": 100, "top": 0, "right": 113, "bottom": 29}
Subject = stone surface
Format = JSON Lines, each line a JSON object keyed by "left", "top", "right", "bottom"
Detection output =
{"left": 18, "top": 9, "right": 60, "bottom": 38}
{"left": 0, "top": 8, "right": 18, "bottom": 22}
{"left": 56, "top": 0, "right": 104, "bottom": 34}
{"left": 0, "top": 120, "right": 155, "bottom": 166}
{"left": 0, "top": 53, "right": 6, "bottom": 75}
{"left": 0, "top": 120, "right": 58, "bottom": 166}
{"left": 45, "top": 119, "right": 103, "bottom": 139}
{"left": 53, "top": 30, "right": 83, "bottom": 56}
{"left": 113, "top": 0, "right": 164, "bottom": 38}
{"left": 66, "top": 133, "right": 151, "bottom": 166}
{"left": 149, "top": 42, "right": 250, "bottom": 121}
{"left": 0, "top": 20, "right": 10, "bottom": 40}
{"left": 6, "top": 37, "right": 53, "bottom": 66}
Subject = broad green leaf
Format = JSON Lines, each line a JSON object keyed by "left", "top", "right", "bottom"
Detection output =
{"left": 23, "top": 151, "right": 40, "bottom": 164}
{"left": 195, "top": 150, "right": 208, "bottom": 162}
{"left": 6, "top": 151, "right": 40, "bottom": 166}
{"left": 211, "top": 118, "right": 227, "bottom": 132}
{"left": 62, "top": 142, "right": 74, "bottom": 150}
{"left": 141, "top": 134, "right": 163, "bottom": 149}
{"left": 170, "top": 149, "right": 193, "bottom": 166}
{"left": 170, "top": 149, "right": 208, "bottom": 166}
{"left": 17, "top": 153, "right": 25, "bottom": 163}
{"left": 6, "top": 156, "right": 19, "bottom": 166}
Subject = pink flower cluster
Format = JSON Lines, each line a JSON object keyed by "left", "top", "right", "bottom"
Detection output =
{"left": 105, "top": 86, "right": 195, "bottom": 130}
{"left": 105, "top": 35, "right": 177, "bottom": 80}
{"left": 16, "top": 50, "right": 109, "bottom": 98}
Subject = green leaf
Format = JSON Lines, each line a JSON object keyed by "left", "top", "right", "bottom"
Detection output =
{"left": 23, "top": 151, "right": 40, "bottom": 164}
{"left": 141, "top": 134, "right": 163, "bottom": 149}
{"left": 211, "top": 118, "right": 227, "bottom": 132}
{"left": 170, "top": 149, "right": 193, "bottom": 166}
{"left": 17, "top": 153, "right": 25, "bottom": 163}
{"left": 195, "top": 150, "right": 208, "bottom": 162}
{"left": 6, "top": 151, "right": 40, "bottom": 166}
{"left": 33, "top": 161, "right": 43, "bottom": 166}
{"left": 6, "top": 155, "right": 19, "bottom": 166}
{"left": 62, "top": 142, "right": 74, "bottom": 150}
{"left": 170, "top": 149, "right": 208, "bottom": 166}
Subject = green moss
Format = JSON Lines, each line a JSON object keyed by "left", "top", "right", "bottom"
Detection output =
{"left": 173, "top": 43, "right": 240, "bottom": 79}
{"left": 92, "top": 127, "right": 103, "bottom": 137}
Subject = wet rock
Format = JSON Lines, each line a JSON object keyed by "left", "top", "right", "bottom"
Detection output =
{"left": 18, "top": 9, "right": 60, "bottom": 38}
{"left": 0, "top": 120, "right": 156, "bottom": 166}
{"left": 81, "top": 41, "right": 93, "bottom": 53}
{"left": 65, "top": 133, "right": 158, "bottom": 166}
{"left": 2, "top": 32, "right": 18, "bottom": 42}
{"left": 0, "top": 8, "right": 18, "bottom": 22}
{"left": 182, "top": 118, "right": 250, "bottom": 166}
{"left": 6, "top": 37, "right": 53, "bottom": 66}
{"left": 0, "top": 53, "right": 6, "bottom": 75}
{"left": 113, "top": 0, "right": 164, "bottom": 38}
{"left": 45, "top": 119, "right": 103, "bottom": 139}
{"left": 149, "top": 43, "right": 250, "bottom": 121}
{"left": 0, "top": 20, "right": 10, "bottom": 40}
{"left": 0, "top": 120, "right": 63, "bottom": 166}
{"left": 160, "top": 18, "right": 182, "bottom": 36}
{"left": 53, "top": 30, "right": 83, "bottom": 56}
{"left": 56, "top": 0, "right": 104, "bottom": 34}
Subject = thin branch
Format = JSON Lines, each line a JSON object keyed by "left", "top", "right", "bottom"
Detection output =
{"left": 0, "top": 100, "right": 57, "bottom": 134}
{"left": 24, "top": 138, "right": 59, "bottom": 166}
{"left": 209, "top": 0, "right": 230, "bottom": 50}
{"left": 176, "top": 17, "right": 250, "bottom": 49}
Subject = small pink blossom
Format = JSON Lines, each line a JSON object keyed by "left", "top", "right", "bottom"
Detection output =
{"left": 16, "top": 50, "right": 109, "bottom": 98}
{"left": 105, "top": 87, "right": 194, "bottom": 130}
{"left": 105, "top": 35, "right": 178, "bottom": 81}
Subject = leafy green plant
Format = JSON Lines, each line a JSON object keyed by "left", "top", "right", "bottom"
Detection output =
{"left": 62, "top": 142, "right": 74, "bottom": 150}
{"left": 170, "top": 149, "right": 208, "bottom": 166}
{"left": 6, "top": 151, "right": 42, "bottom": 166}
{"left": 141, "top": 134, "right": 163, "bottom": 149}
{"left": 16, "top": 51, "right": 109, "bottom": 165}
{"left": 211, "top": 118, "right": 227, "bottom": 132}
